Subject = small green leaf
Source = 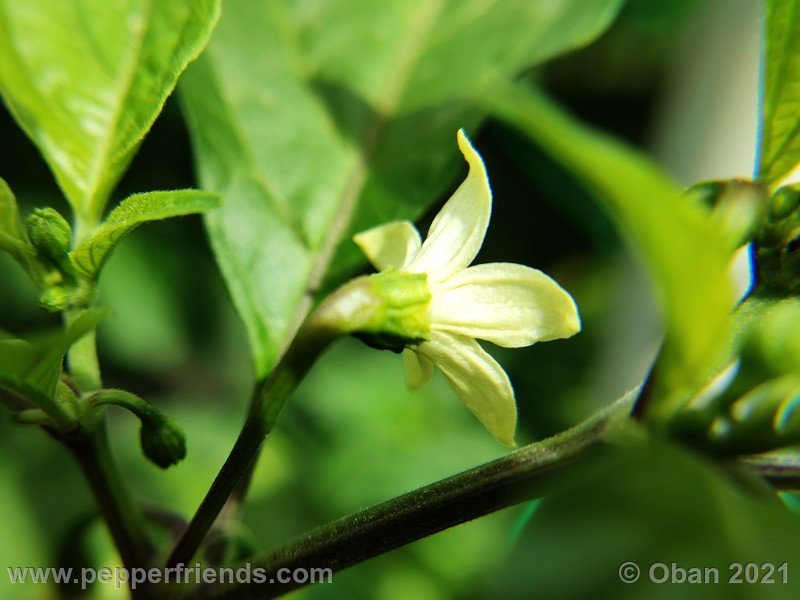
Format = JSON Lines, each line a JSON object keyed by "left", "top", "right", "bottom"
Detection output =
{"left": 71, "top": 190, "right": 219, "bottom": 280}
{"left": 0, "top": 309, "right": 107, "bottom": 403}
{"left": 181, "top": 0, "right": 624, "bottom": 375}
{"left": 758, "top": 0, "right": 800, "bottom": 183}
{"left": 0, "top": 0, "right": 221, "bottom": 223}
{"left": 491, "top": 84, "right": 735, "bottom": 421}
{"left": 0, "top": 178, "right": 28, "bottom": 257}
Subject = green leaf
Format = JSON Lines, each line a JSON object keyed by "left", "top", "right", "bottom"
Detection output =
{"left": 0, "top": 178, "right": 28, "bottom": 258}
{"left": 0, "top": 309, "right": 107, "bottom": 403}
{"left": 71, "top": 190, "right": 219, "bottom": 280}
{"left": 180, "top": 0, "right": 624, "bottom": 375}
{"left": 0, "top": 0, "right": 221, "bottom": 224}
{"left": 490, "top": 84, "right": 735, "bottom": 421}
{"left": 758, "top": 0, "right": 800, "bottom": 184}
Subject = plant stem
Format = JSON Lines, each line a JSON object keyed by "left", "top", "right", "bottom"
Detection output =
{"left": 60, "top": 299, "right": 154, "bottom": 582}
{"left": 65, "top": 417, "right": 155, "bottom": 571}
{"left": 189, "top": 397, "right": 633, "bottom": 599}
{"left": 165, "top": 341, "right": 325, "bottom": 568}
{"left": 65, "top": 309, "right": 102, "bottom": 392}
{"left": 167, "top": 278, "right": 380, "bottom": 568}
{"left": 743, "top": 453, "right": 800, "bottom": 490}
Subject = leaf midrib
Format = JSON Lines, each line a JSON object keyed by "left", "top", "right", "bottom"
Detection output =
{"left": 200, "top": 1, "right": 448, "bottom": 366}
{"left": 76, "top": 0, "right": 155, "bottom": 222}
{"left": 302, "top": 0, "right": 447, "bottom": 293}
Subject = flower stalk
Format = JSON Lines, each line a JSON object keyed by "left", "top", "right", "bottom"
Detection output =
{"left": 168, "top": 129, "right": 582, "bottom": 567}
{"left": 166, "top": 275, "right": 402, "bottom": 567}
{"left": 65, "top": 308, "right": 102, "bottom": 393}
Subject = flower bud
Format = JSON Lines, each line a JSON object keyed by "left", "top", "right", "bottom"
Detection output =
{"left": 687, "top": 180, "right": 768, "bottom": 251}
{"left": 39, "top": 286, "right": 70, "bottom": 312}
{"left": 140, "top": 415, "right": 187, "bottom": 469}
{"left": 26, "top": 208, "right": 72, "bottom": 263}
{"left": 769, "top": 185, "right": 800, "bottom": 221}
{"left": 707, "top": 375, "right": 800, "bottom": 455}
{"left": 687, "top": 180, "right": 725, "bottom": 208}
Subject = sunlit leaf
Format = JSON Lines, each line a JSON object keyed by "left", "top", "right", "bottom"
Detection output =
{"left": 758, "top": 0, "right": 800, "bottom": 184}
{"left": 491, "top": 84, "right": 734, "bottom": 420}
{"left": 71, "top": 189, "right": 219, "bottom": 280}
{"left": 180, "top": 0, "right": 624, "bottom": 375}
{"left": 0, "top": 0, "right": 221, "bottom": 223}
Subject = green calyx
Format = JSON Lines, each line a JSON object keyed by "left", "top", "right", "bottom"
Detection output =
{"left": 358, "top": 269, "right": 432, "bottom": 351}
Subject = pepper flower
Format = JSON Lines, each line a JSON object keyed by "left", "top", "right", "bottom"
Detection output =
{"left": 353, "top": 130, "right": 580, "bottom": 445}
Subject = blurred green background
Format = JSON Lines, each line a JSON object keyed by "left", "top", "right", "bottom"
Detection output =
{"left": 1, "top": 0, "right": 784, "bottom": 598}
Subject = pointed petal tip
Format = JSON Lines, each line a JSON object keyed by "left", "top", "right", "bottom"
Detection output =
{"left": 498, "top": 433, "right": 517, "bottom": 448}
{"left": 456, "top": 127, "right": 469, "bottom": 147}
{"left": 455, "top": 129, "right": 489, "bottom": 187}
{"left": 404, "top": 131, "right": 492, "bottom": 280}
{"left": 492, "top": 413, "right": 517, "bottom": 447}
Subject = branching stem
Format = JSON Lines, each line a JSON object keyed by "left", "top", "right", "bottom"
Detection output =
{"left": 190, "top": 397, "right": 633, "bottom": 599}
{"left": 166, "top": 277, "right": 382, "bottom": 568}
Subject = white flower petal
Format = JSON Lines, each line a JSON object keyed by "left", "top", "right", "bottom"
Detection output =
{"left": 430, "top": 263, "right": 581, "bottom": 347}
{"left": 353, "top": 220, "right": 422, "bottom": 271}
{"left": 405, "top": 130, "right": 491, "bottom": 282}
{"left": 403, "top": 349, "right": 435, "bottom": 390}
{"left": 416, "top": 331, "right": 516, "bottom": 446}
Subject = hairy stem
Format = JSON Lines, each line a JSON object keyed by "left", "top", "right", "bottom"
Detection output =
{"left": 61, "top": 300, "right": 153, "bottom": 582}
{"left": 190, "top": 397, "right": 633, "bottom": 599}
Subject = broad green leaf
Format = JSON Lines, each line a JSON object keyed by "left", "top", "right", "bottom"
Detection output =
{"left": 0, "top": 0, "right": 221, "bottom": 224}
{"left": 0, "top": 178, "right": 27, "bottom": 257}
{"left": 491, "top": 84, "right": 735, "bottom": 421}
{"left": 180, "top": 0, "right": 624, "bottom": 375}
{"left": 758, "top": 0, "right": 800, "bottom": 184}
{"left": 0, "top": 309, "right": 106, "bottom": 403}
{"left": 71, "top": 189, "right": 219, "bottom": 280}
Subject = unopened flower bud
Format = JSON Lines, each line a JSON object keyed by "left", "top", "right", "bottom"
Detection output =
{"left": 39, "top": 286, "right": 70, "bottom": 312}
{"left": 687, "top": 180, "right": 768, "bottom": 251}
{"left": 770, "top": 185, "right": 800, "bottom": 221}
{"left": 140, "top": 415, "right": 187, "bottom": 469}
{"left": 26, "top": 208, "right": 72, "bottom": 263}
